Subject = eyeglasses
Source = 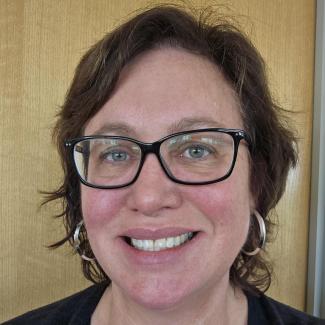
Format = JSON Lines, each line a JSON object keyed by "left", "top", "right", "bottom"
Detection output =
{"left": 65, "top": 128, "right": 251, "bottom": 189}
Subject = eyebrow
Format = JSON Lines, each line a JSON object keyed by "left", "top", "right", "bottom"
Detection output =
{"left": 167, "top": 117, "right": 226, "bottom": 133}
{"left": 90, "top": 117, "right": 226, "bottom": 137}
{"left": 91, "top": 123, "right": 135, "bottom": 136}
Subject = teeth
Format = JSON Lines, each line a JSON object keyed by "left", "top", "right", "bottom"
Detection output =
{"left": 130, "top": 232, "right": 194, "bottom": 251}
{"left": 143, "top": 240, "right": 153, "bottom": 251}
{"left": 166, "top": 237, "right": 174, "bottom": 248}
{"left": 155, "top": 238, "right": 166, "bottom": 250}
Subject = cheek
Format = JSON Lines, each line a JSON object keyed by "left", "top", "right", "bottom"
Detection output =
{"left": 81, "top": 186, "right": 125, "bottom": 227}
{"left": 183, "top": 174, "right": 252, "bottom": 229}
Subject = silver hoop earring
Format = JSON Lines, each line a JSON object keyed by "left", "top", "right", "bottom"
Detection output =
{"left": 73, "top": 220, "right": 95, "bottom": 261}
{"left": 242, "top": 210, "right": 266, "bottom": 256}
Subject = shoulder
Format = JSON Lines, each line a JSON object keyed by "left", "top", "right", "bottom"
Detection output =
{"left": 3, "top": 283, "right": 108, "bottom": 325}
{"left": 247, "top": 291, "right": 325, "bottom": 325}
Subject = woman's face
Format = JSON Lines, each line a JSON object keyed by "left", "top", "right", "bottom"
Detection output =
{"left": 82, "top": 48, "right": 253, "bottom": 309}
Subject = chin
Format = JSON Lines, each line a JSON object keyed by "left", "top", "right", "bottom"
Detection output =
{"left": 118, "top": 274, "right": 198, "bottom": 310}
{"left": 129, "top": 288, "right": 191, "bottom": 310}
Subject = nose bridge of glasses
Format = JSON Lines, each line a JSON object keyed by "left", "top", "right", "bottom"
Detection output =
{"left": 139, "top": 141, "right": 164, "bottom": 165}
{"left": 140, "top": 141, "right": 161, "bottom": 155}
{"left": 136, "top": 141, "right": 170, "bottom": 176}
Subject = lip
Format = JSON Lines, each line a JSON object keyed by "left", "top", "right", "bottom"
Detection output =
{"left": 121, "top": 227, "right": 197, "bottom": 240}
{"left": 117, "top": 230, "right": 202, "bottom": 266}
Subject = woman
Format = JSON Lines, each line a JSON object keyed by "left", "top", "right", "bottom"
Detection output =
{"left": 5, "top": 5, "right": 324, "bottom": 325}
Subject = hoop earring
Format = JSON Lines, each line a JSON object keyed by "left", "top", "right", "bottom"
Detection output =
{"left": 242, "top": 210, "right": 266, "bottom": 256}
{"left": 73, "top": 220, "right": 95, "bottom": 261}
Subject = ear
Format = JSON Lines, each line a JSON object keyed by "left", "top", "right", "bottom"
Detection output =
{"left": 249, "top": 190, "right": 257, "bottom": 214}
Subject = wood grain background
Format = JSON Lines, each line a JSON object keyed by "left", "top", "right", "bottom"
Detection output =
{"left": 0, "top": 0, "right": 315, "bottom": 321}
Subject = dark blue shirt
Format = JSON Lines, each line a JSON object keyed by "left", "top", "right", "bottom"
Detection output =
{"left": 3, "top": 284, "right": 324, "bottom": 324}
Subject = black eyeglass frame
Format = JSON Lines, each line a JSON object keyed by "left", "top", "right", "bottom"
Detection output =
{"left": 65, "top": 128, "right": 251, "bottom": 189}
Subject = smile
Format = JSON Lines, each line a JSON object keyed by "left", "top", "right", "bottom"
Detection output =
{"left": 127, "top": 232, "right": 195, "bottom": 251}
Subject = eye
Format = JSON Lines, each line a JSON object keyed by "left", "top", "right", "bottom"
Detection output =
{"left": 101, "top": 149, "right": 129, "bottom": 162}
{"left": 182, "top": 145, "right": 212, "bottom": 159}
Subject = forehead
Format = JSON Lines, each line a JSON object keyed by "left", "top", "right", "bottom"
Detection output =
{"left": 84, "top": 47, "right": 242, "bottom": 140}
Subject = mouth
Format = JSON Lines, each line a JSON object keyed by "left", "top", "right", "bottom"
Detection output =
{"left": 124, "top": 231, "right": 198, "bottom": 252}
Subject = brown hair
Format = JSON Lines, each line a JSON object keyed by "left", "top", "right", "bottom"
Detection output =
{"left": 46, "top": 5, "right": 297, "bottom": 294}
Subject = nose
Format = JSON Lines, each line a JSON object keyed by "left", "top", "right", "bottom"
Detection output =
{"left": 125, "top": 154, "right": 182, "bottom": 217}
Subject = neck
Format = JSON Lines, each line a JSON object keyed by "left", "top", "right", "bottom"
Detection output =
{"left": 91, "top": 276, "right": 247, "bottom": 325}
